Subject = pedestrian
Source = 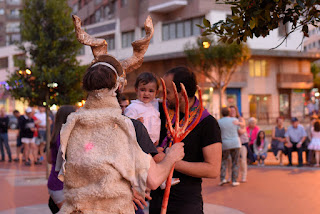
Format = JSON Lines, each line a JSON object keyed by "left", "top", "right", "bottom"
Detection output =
{"left": 13, "top": 110, "right": 23, "bottom": 162}
{"left": 307, "top": 120, "right": 320, "bottom": 167}
{"left": 247, "top": 117, "right": 260, "bottom": 163}
{"left": 285, "top": 117, "right": 307, "bottom": 167}
{"left": 305, "top": 115, "right": 317, "bottom": 165}
{"left": 271, "top": 117, "right": 286, "bottom": 165}
{"left": 253, "top": 131, "right": 269, "bottom": 166}
{"left": 119, "top": 94, "right": 130, "bottom": 114}
{"left": 55, "top": 57, "right": 185, "bottom": 214}
{"left": 149, "top": 67, "right": 222, "bottom": 214}
{"left": 19, "top": 107, "right": 38, "bottom": 166}
{"left": 0, "top": 108, "right": 12, "bottom": 162}
{"left": 124, "top": 72, "right": 161, "bottom": 145}
{"left": 47, "top": 105, "right": 76, "bottom": 211}
{"left": 229, "top": 105, "right": 249, "bottom": 182}
{"left": 35, "top": 106, "right": 51, "bottom": 163}
{"left": 218, "top": 107, "right": 241, "bottom": 186}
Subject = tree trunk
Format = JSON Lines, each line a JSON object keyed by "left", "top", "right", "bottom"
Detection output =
{"left": 45, "top": 92, "right": 51, "bottom": 179}
{"left": 218, "top": 87, "right": 222, "bottom": 119}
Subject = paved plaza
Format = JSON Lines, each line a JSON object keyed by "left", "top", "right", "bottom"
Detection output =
{"left": 0, "top": 131, "right": 319, "bottom": 214}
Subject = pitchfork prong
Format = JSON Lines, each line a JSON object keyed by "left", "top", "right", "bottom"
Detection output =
{"left": 179, "top": 83, "right": 189, "bottom": 139}
{"left": 172, "top": 81, "right": 180, "bottom": 139}
{"left": 160, "top": 78, "right": 174, "bottom": 137}
{"left": 180, "top": 85, "right": 203, "bottom": 140}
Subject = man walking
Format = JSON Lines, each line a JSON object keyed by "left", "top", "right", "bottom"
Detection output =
{"left": 285, "top": 117, "right": 307, "bottom": 167}
{"left": 218, "top": 107, "right": 241, "bottom": 186}
{"left": 149, "top": 67, "right": 222, "bottom": 214}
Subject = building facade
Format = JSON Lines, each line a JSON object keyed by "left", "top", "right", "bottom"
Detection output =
{"left": 0, "top": 0, "right": 319, "bottom": 120}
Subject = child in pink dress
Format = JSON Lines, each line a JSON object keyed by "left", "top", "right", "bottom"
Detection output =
{"left": 308, "top": 120, "right": 320, "bottom": 167}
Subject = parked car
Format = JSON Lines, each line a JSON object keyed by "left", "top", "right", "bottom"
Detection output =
{"left": 8, "top": 114, "right": 18, "bottom": 129}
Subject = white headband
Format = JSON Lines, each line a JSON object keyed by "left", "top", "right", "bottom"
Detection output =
{"left": 91, "top": 62, "right": 119, "bottom": 78}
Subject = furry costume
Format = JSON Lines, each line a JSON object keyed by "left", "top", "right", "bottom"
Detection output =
{"left": 57, "top": 88, "right": 151, "bottom": 214}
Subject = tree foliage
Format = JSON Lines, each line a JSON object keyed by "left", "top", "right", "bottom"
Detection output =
{"left": 184, "top": 37, "right": 250, "bottom": 111}
{"left": 7, "top": 0, "right": 86, "bottom": 107}
{"left": 200, "top": 0, "right": 320, "bottom": 48}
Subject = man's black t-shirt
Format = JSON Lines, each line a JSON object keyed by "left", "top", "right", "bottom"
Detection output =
{"left": 131, "top": 119, "right": 158, "bottom": 156}
{"left": 0, "top": 116, "right": 9, "bottom": 133}
{"left": 149, "top": 103, "right": 221, "bottom": 214}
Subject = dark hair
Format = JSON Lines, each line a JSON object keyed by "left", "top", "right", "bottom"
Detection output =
{"left": 165, "top": 66, "right": 197, "bottom": 98}
{"left": 83, "top": 64, "right": 117, "bottom": 91}
{"left": 13, "top": 110, "right": 19, "bottom": 114}
{"left": 256, "top": 131, "right": 265, "bottom": 147}
{"left": 229, "top": 105, "right": 240, "bottom": 118}
{"left": 50, "top": 105, "right": 76, "bottom": 149}
{"left": 314, "top": 120, "right": 320, "bottom": 132}
{"left": 221, "top": 107, "right": 230, "bottom": 117}
{"left": 134, "top": 72, "right": 160, "bottom": 90}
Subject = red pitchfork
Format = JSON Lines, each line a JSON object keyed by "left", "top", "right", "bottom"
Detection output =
{"left": 160, "top": 78, "right": 203, "bottom": 214}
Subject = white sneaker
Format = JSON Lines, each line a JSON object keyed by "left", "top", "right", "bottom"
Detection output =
{"left": 219, "top": 179, "right": 228, "bottom": 186}
{"left": 232, "top": 182, "right": 240, "bottom": 187}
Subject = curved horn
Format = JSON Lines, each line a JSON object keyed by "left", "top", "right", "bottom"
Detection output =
{"left": 72, "top": 15, "right": 108, "bottom": 59}
{"left": 120, "top": 16, "right": 154, "bottom": 74}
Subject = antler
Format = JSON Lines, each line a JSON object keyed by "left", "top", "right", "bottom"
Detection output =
{"left": 120, "top": 16, "right": 154, "bottom": 74}
{"left": 72, "top": 15, "right": 108, "bottom": 60}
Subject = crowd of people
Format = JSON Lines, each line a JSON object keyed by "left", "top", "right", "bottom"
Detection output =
{"left": 0, "top": 106, "right": 52, "bottom": 166}
{"left": 1, "top": 66, "right": 320, "bottom": 213}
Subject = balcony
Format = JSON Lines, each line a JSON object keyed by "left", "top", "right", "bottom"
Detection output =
{"left": 277, "top": 73, "right": 313, "bottom": 89}
{"left": 148, "top": 0, "right": 187, "bottom": 13}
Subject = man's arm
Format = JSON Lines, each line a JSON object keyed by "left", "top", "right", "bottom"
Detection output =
{"left": 174, "top": 143, "right": 222, "bottom": 178}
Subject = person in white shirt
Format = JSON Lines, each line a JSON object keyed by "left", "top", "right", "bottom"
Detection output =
{"left": 125, "top": 72, "right": 161, "bottom": 145}
{"left": 34, "top": 106, "right": 51, "bottom": 163}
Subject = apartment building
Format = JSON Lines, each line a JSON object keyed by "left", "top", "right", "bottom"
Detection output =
{"left": 1, "top": 0, "right": 319, "bottom": 120}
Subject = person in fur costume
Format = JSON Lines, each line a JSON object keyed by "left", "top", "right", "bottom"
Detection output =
{"left": 55, "top": 15, "right": 185, "bottom": 214}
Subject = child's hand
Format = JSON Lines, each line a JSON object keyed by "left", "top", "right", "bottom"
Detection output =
{"left": 137, "top": 117, "right": 144, "bottom": 123}
{"left": 154, "top": 140, "right": 159, "bottom": 146}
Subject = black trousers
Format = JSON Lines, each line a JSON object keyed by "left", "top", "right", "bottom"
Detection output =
{"left": 287, "top": 141, "right": 303, "bottom": 165}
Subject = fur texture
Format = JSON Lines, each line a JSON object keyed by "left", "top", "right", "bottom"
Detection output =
{"left": 57, "top": 88, "right": 151, "bottom": 214}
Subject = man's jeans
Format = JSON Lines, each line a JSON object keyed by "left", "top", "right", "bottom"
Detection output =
{"left": 0, "top": 133, "right": 12, "bottom": 161}
{"left": 287, "top": 141, "right": 303, "bottom": 165}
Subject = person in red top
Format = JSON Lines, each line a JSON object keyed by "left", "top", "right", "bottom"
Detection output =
{"left": 246, "top": 117, "right": 260, "bottom": 163}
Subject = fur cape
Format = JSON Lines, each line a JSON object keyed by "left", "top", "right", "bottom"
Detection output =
{"left": 56, "top": 88, "right": 151, "bottom": 214}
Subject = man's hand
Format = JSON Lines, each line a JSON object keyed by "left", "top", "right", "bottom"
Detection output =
{"left": 166, "top": 142, "right": 185, "bottom": 162}
{"left": 286, "top": 142, "right": 293, "bottom": 148}
{"left": 232, "top": 120, "right": 239, "bottom": 125}
{"left": 297, "top": 142, "right": 302, "bottom": 148}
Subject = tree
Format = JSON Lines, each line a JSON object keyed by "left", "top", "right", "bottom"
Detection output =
{"left": 184, "top": 37, "right": 250, "bottom": 115}
{"left": 311, "top": 63, "right": 320, "bottom": 88}
{"left": 200, "top": 0, "right": 320, "bottom": 48}
{"left": 6, "top": 0, "right": 86, "bottom": 159}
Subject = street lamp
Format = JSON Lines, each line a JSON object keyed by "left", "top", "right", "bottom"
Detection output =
{"left": 202, "top": 41, "right": 210, "bottom": 49}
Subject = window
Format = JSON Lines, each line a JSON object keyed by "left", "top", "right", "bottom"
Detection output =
{"left": 95, "top": 0, "right": 102, "bottom": 5}
{"left": 249, "top": 95, "right": 271, "bottom": 121}
{"left": 0, "top": 57, "right": 8, "bottom": 69}
{"left": 0, "top": 9, "right": 4, "bottom": 15}
{"left": 99, "top": 34, "right": 115, "bottom": 50}
{"left": 162, "top": 17, "right": 204, "bottom": 41}
{"left": 6, "top": 33, "right": 20, "bottom": 45}
{"left": 122, "top": 31, "right": 134, "bottom": 48}
{"left": 121, "top": 0, "right": 128, "bottom": 7}
{"left": 9, "top": 9, "right": 20, "bottom": 19}
{"left": 6, "top": 22, "right": 20, "bottom": 33}
{"left": 249, "top": 59, "right": 267, "bottom": 77}
{"left": 72, "top": 4, "right": 78, "bottom": 14}
{"left": 95, "top": 9, "right": 101, "bottom": 22}
{"left": 141, "top": 28, "right": 153, "bottom": 43}
{"left": 6, "top": 0, "right": 21, "bottom": 5}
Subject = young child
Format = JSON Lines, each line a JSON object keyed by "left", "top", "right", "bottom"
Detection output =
{"left": 124, "top": 72, "right": 161, "bottom": 145}
{"left": 124, "top": 72, "right": 180, "bottom": 189}
{"left": 253, "top": 131, "right": 269, "bottom": 166}
{"left": 308, "top": 120, "right": 320, "bottom": 167}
